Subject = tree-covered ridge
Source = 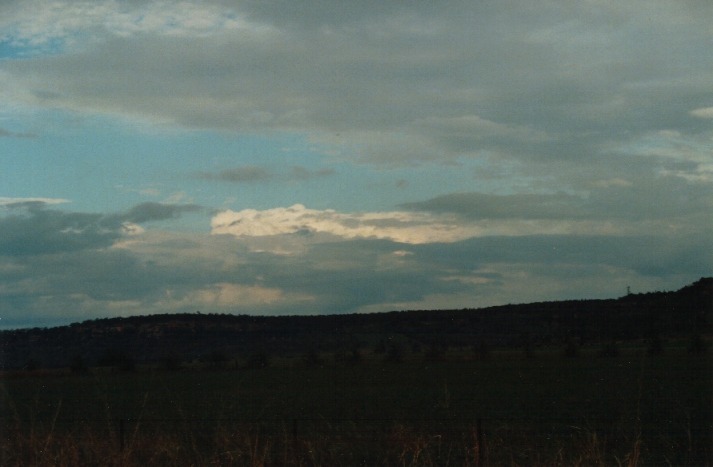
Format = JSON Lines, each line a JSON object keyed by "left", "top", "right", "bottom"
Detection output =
{"left": 2, "top": 278, "right": 710, "bottom": 370}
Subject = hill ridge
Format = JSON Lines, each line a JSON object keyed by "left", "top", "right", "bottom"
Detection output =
{"left": 2, "top": 277, "right": 710, "bottom": 370}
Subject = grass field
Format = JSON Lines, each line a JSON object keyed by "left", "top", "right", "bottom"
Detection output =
{"left": 1, "top": 346, "right": 711, "bottom": 466}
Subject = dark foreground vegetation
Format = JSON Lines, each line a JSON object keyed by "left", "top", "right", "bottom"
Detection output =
{"left": 1, "top": 346, "right": 711, "bottom": 466}
{"left": 1, "top": 278, "right": 711, "bottom": 465}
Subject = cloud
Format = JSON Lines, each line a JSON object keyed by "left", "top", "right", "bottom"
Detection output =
{"left": 208, "top": 175, "right": 710, "bottom": 249}
{"left": 116, "top": 202, "right": 202, "bottom": 223}
{"left": 0, "top": 0, "right": 270, "bottom": 49}
{"left": 211, "top": 204, "right": 481, "bottom": 244}
{"left": 196, "top": 166, "right": 272, "bottom": 183}
{"left": 401, "top": 175, "right": 713, "bottom": 225}
{"left": 209, "top": 202, "right": 672, "bottom": 248}
{"left": 160, "top": 282, "right": 312, "bottom": 310}
{"left": 0, "top": 197, "right": 69, "bottom": 207}
{"left": 2, "top": 203, "right": 710, "bottom": 327}
{"left": 2, "top": 0, "right": 711, "bottom": 176}
{"left": 0, "top": 201, "right": 202, "bottom": 257}
{"left": 0, "top": 208, "right": 119, "bottom": 256}
{"left": 288, "top": 166, "right": 335, "bottom": 181}
{"left": 414, "top": 234, "right": 713, "bottom": 279}
{"left": 195, "top": 165, "right": 335, "bottom": 183}
{"left": 401, "top": 192, "right": 586, "bottom": 220}
{"left": 0, "top": 127, "right": 35, "bottom": 138}
{"left": 690, "top": 107, "right": 713, "bottom": 119}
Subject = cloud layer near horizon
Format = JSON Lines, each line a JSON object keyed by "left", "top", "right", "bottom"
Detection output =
{"left": 1, "top": 196, "right": 710, "bottom": 328}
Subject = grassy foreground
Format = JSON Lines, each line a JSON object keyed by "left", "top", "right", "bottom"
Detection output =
{"left": 1, "top": 347, "right": 711, "bottom": 466}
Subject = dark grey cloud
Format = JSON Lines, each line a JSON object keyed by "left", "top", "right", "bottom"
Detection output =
{"left": 402, "top": 175, "right": 713, "bottom": 223}
{"left": 413, "top": 234, "right": 713, "bottom": 279}
{"left": 0, "top": 198, "right": 66, "bottom": 210}
{"left": 196, "top": 166, "right": 272, "bottom": 183}
{"left": 288, "top": 166, "right": 335, "bottom": 181}
{"left": 115, "top": 202, "right": 202, "bottom": 223}
{"left": 402, "top": 192, "right": 586, "bottom": 220}
{"left": 196, "top": 165, "right": 335, "bottom": 183}
{"left": 0, "top": 208, "right": 119, "bottom": 256}
{"left": 0, "top": 127, "right": 35, "bottom": 138}
{"left": 0, "top": 202, "right": 203, "bottom": 257}
{"left": 585, "top": 176, "right": 713, "bottom": 221}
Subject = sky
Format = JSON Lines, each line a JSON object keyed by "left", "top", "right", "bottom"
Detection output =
{"left": 1, "top": 0, "right": 712, "bottom": 329}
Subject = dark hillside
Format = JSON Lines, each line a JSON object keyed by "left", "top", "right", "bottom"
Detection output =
{"left": 1, "top": 277, "right": 710, "bottom": 370}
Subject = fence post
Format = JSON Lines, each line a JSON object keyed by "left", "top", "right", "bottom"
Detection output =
{"left": 476, "top": 417, "right": 484, "bottom": 466}
{"left": 118, "top": 418, "right": 125, "bottom": 452}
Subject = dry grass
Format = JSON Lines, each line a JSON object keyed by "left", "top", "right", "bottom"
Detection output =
{"left": 1, "top": 419, "right": 652, "bottom": 466}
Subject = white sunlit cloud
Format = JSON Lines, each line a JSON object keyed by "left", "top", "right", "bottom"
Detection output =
{"left": 690, "top": 107, "right": 713, "bottom": 119}
{"left": 210, "top": 204, "right": 631, "bottom": 246}
{"left": 210, "top": 204, "right": 476, "bottom": 244}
